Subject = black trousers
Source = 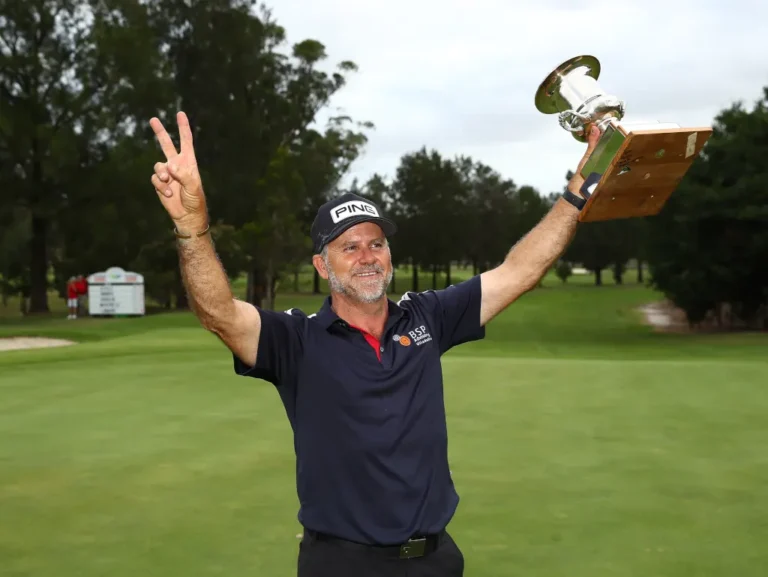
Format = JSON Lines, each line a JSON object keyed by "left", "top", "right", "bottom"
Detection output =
{"left": 297, "top": 529, "right": 465, "bottom": 577}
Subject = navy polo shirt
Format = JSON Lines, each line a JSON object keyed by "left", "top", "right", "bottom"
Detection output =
{"left": 233, "top": 275, "right": 485, "bottom": 545}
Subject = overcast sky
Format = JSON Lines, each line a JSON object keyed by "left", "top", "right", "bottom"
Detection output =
{"left": 268, "top": 0, "right": 767, "bottom": 196}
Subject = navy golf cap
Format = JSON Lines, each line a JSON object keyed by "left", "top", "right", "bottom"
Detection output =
{"left": 310, "top": 193, "right": 397, "bottom": 253}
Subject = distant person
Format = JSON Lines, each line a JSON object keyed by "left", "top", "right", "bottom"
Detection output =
{"left": 66, "top": 276, "right": 78, "bottom": 320}
{"left": 75, "top": 275, "right": 88, "bottom": 317}
{"left": 148, "top": 111, "right": 600, "bottom": 577}
{"left": 66, "top": 275, "right": 88, "bottom": 319}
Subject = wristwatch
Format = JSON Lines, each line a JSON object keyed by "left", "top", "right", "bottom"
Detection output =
{"left": 561, "top": 171, "right": 602, "bottom": 211}
{"left": 561, "top": 189, "right": 586, "bottom": 211}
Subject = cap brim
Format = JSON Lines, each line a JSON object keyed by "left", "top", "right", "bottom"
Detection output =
{"left": 316, "top": 216, "right": 397, "bottom": 252}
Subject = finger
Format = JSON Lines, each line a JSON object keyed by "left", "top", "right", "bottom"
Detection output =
{"left": 154, "top": 161, "right": 169, "bottom": 182}
{"left": 149, "top": 117, "right": 178, "bottom": 160}
{"left": 166, "top": 161, "right": 197, "bottom": 190}
{"left": 151, "top": 174, "right": 173, "bottom": 198}
{"left": 176, "top": 111, "right": 195, "bottom": 157}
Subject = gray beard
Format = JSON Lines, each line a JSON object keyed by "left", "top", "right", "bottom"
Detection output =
{"left": 325, "top": 257, "right": 393, "bottom": 304}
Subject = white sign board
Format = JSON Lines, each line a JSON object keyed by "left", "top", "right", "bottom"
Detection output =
{"left": 87, "top": 267, "right": 145, "bottom": 316}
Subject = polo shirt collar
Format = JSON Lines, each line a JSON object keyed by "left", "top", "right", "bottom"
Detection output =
{"left": 315, "top": 295, "right": 407, "bottom": 331}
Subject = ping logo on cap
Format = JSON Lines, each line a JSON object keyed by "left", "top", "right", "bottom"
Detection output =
{"left": 331, "top": 200, "right": 379, "bottom": 223}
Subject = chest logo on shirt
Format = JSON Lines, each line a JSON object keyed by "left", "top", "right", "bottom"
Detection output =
{"left": 393, "top": 325, "right": 432, "bottom": 347}
{"left": 393, "top": 334, "right": 411, "bottom": 346}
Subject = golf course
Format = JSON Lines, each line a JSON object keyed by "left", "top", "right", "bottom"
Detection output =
{"left": 2, "top": 270, "right": 767, "bottom": 577}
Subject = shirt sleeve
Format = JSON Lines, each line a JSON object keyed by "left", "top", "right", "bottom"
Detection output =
{"left": 232, "top": 307, "right": 305, "bottom": 386}
{"left": 401, "top": 275, "right": 486, "bottom": 354}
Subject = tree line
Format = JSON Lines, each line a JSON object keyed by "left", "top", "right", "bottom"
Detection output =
{"left": 1, "top": 0, "right": 766, "bottom": 329}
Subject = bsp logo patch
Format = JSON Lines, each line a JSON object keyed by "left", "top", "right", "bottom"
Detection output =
{"left": 393, "top": 326, "right": 432, "bottom": 347}
{"left": 408, "top": 325, "right": 432, "bottom": 346}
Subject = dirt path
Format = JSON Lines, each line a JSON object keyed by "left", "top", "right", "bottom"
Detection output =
{"left": 638, "top": 301, "right": 692, "bottom": 333}
{"left": 637, "top": 301, "right": 691, "bottom": 333}
{"left": 0, "top": 337, "right": 76, "bottom": 352}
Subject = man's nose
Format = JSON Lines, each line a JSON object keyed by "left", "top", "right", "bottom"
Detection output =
{"left": 358, "top": 247, "right": 376, "bottom": 263}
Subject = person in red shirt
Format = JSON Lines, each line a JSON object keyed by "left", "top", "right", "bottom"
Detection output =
{"left": 66, "top": 276, "right": 78, "bottom": 319}
{"left": 75, "top": 275, "right": 88, "bottom": 316}
{"left": 66, "top": 275, "right": 88, "bottom": 319}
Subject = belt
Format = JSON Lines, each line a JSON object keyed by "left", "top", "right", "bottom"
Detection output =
{"left": 303, "top": 529, "right": 447, "bottom": 559}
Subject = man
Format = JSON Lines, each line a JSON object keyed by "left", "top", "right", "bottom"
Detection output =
{"left": 75, "top": 275, "right": 88, "bottom": 317}
{"left": 66, "top": 276, "right": 79, "bottom": 320}
{"left": 66, "top": 275, "right": 88, "bottom": 319}
{"left": 149, "top": 111, "right": 600, "bottom": 577}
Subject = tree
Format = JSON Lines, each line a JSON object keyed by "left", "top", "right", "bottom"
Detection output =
{"left": 0, "top": 0, "right": 168, "bottom": 312}
{"left": 0, "top": 205, "right": 31, "bottom": 312}
{"left": 390, "top": 148, "right": 467, "bottom": 291}
{"left": 646, "top": 87, "right": 768, "bottom": 328}
{"left": 562, "top": 170, "right": 637, "bottom": 286}
{"left": 147, "top": 0, "right": 368, "bottom": 308}
{"left": 555, "top": 260, "right": 572, "bottom": 284}
{"left": 459, "top": 159, "right": 522, "bottom": 276}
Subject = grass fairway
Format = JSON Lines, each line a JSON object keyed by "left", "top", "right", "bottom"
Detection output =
{"left": 1, "top": 281, "right": 767, "bottom": 576}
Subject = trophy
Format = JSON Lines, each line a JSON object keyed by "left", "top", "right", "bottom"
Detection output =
{"left": 535, "top": 55, "right": 712, "bottom": 222}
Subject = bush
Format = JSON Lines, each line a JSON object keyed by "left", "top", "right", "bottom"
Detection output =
{"left": 555, "top": 260, "right": 573, "bottom": 284}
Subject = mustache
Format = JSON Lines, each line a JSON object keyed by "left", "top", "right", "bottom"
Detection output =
{"left": 352, "top": 264, "right": 384, "bottom": 276}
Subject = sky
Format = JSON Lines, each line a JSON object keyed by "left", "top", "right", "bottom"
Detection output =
{"left": 266, "top": 0, "right": 767, "bottom": 196}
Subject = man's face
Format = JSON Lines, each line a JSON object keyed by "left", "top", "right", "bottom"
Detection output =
{"left": 317, "top": 222, "right": 393, "bottom": 304}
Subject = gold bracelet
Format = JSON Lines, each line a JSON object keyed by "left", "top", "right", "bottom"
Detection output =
{"left": 174, "top": 223, "right": 210, "bottom": 239}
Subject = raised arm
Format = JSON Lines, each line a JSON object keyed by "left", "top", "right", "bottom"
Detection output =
{"left": 479, "top": 125, "right": 600, "bottom": 326}
{"left": 149, "top": 112, "right": 261, "bottom": 366}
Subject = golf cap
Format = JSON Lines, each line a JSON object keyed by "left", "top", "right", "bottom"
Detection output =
{"left": 311, "top": 193, "right": 397, "bottom": 253}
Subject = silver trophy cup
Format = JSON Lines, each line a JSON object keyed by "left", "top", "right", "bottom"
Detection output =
{"left": 532, "top": 54, "right": 712, "bottom": 222}
{"left": 534, "top": 55, "right": 625, "bottom": 143}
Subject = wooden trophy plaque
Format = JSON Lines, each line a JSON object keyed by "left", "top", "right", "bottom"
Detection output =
{"left": 577, "top": 121, "right": 713, "bottom": 222}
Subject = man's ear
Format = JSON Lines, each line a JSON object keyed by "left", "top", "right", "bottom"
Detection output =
{"left": 312, "top": 254, "right": 329, "bottom": 280}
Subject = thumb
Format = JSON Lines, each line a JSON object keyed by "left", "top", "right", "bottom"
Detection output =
{"left": 585, "top": 124, "right": 601, "bottom": 153}
{"left": 576, "top": 125, "right": 601, "bottom": 173}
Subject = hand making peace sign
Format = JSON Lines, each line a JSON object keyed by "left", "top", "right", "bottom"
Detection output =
{"left": 149, "top": 111, "right": 207, "bottom": 229}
